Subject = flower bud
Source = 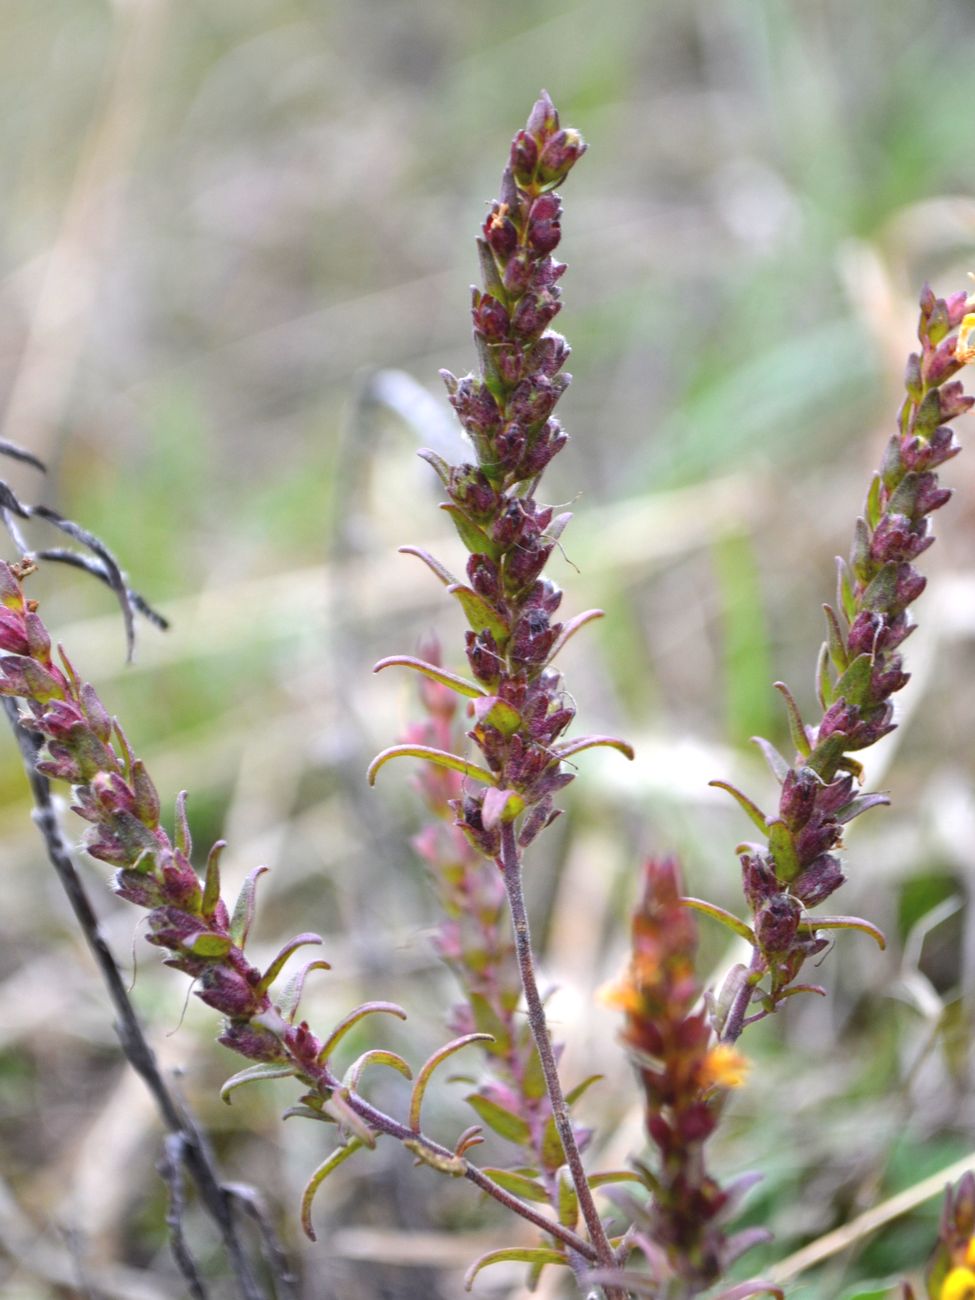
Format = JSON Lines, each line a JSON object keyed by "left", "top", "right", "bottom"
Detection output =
{"left": 537, "top": 129, "right": 587, "bottom": 184}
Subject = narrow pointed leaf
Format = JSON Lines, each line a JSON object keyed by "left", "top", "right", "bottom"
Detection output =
{"left": 557, "top": 1167, "right": 578, "bottom": 1228}
{"left": 220, "top": 1062, "right": 297, "bottom": 1104}
{"left": 801, "top": 914, "right": 887, "bottom": 949}
{"left": 823, "top": 603, "right": 849, "bottom": 671}
{"left": 751, "top": 735, "right": 791, "bottom": 783}
{"left": 547, "top": 608, "right": 604, "bottom": 661}
{"left": 565, "top": 1073, "right": 604, "bottom": 1107}
{"left": 464, "top": 1248, "right": 566, "bottom": 1291}
{"left": 709, "top": 780, "right": 768, "bottom": 834}
{"left": 230, "top": 865, "right": 269, "bottom": 949}
{"left": 373, "top": 655, "right": 485, "bottom": 699}
{"left": 773, "top": 681, "right": 811, "bottom": 758}
{"left": 440, "top": 504, "right": 501, "bottom": 559}
{"left": 410, "top": 1033, "right": 493, "bottom": 1131}
{"left": 480, "top": 1168, "right": 550, "bottom": 1202}
{"left": 174, "top": 790, "right": 192, "bottom": 857}
{"left": 417, "top": 447, "right": 450, "bottom": 486}
{"left": 472, "top": 694, "right": 521, "bottom": 734}
{"left": 816, "top": 641, "right": 833, "bottom": 712}
{"left": 447, "top": 584, "right": 510, "bottom": 645}
{"left": 278, "top": 959, "right": 333, "bottom": 1023}
{"left": 323, "top": 1091, "right": 376, "bottom": 1146}
{"left": 766, "top": 819, "right": 800, "bottom": 882}
{"left": 777, "top": 983, "right": 827, "bottom": 1001}
{"left": 317, "top": 1001, "right": 408, "bottom": 1064}
{"left": 258, "top": 933, "right": 324, "bottom": 995}
{"left": 588, "top": 1169, "right": 643, "bottom": 1189}
{"left": 202, "top": 839, "right": 226, "bottom": 919}
{"left": 465, "top": 1093, "right": 532, "bottom": 1146}
{"left": 833, "top": 652, "right": 874, "bottom": 709}
{"left": 682, "top": 897, "right": 756, "bottom": 944}
{"left": 836, "top": 556, "right": 857, "bottom": 622}
{"left": 834, "top": 790, "right": 890, "bottom": 823}
{"left": 398, "top": 545, "right": 460, "bottom": 587}
{"left": 343, "top": 1049, "right": 412, "bottom": 1092}
{"left": 300, "top": 1139, "right": 364, "bottom": 1240}
{"left": 865, "top": 472, "right": 883, "bottom": 529}
{"left": 367, "top": 745, "right": 497, "bottom": 787}
{"left": 551, "top": 734, "right": 634, "bottom": 762}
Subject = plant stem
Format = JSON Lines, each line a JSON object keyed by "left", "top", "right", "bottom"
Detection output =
{"left": 720, "top": 948, "right": 765, "bottom": 1045}
{"left": 2, "top": 699, "right": 278, "bottom": 1300}
{"left": 498, "top": 820, "right": 624, "bottom": 1294}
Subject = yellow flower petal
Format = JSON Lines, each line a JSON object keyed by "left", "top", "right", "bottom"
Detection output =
{"left": 955, "top": 313, "right": 975, "bottom": 366}
{"left": 942, "top": 1265, "right": 975, "bottom": 1300}
{"left": 700, "top": 1043, "right": 749, "bottom": 1090}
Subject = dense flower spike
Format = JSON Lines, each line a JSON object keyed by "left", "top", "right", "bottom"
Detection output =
{"left": 601, "top": 859, "right": 759, "bottom": 1292}
{"left": 372, "top": 92, "right": 633, "bottom": 1291}
{"left": 706, "top": 287, "right": 974, "bottom": 1037}
{"left": 0, "top": 558, "right": 603, "bottom": 1263}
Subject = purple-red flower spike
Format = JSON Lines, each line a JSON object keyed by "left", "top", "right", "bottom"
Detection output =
{"left": 708, "top": 288, "right": 974, "bottom": 1032}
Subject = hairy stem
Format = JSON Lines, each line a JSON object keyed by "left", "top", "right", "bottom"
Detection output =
{"left": 2, "top": 699, "right": 276, "bottom": 1300}
{"left": 498, "top": 820, "right": 622, "bottom": 1291}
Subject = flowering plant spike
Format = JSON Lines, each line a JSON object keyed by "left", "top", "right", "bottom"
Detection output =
{"left": 2, "top": 91, "right": 972, "bottom": 1299}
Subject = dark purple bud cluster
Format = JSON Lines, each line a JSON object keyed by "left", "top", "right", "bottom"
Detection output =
{"left": 715, "top": 286, "right": 973, "bottom": 1021}
{"left": 398, "top": 93, "right": 631, "bottom": 855}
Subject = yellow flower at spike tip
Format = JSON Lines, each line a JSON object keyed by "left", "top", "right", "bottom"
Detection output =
{"left": 700, "top": 1043, "right": 749, "bottom": 1090}
{"left": 967, "top": 1235, "right": 975, "bottom": 1268}
{"left": 955, "top": 314, "right": 975, "bottom": 366}
{"left": 942, "top": 1265, "right": 975, "bottom": 1300}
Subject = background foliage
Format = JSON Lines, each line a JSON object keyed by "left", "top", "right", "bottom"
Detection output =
{"left": 0, "top": 1, "right": 973, "bottom": 1296}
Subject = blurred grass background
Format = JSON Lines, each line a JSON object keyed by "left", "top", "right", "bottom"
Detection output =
{"left": 0, "top": 1, "right": 974, "bottom": 1297}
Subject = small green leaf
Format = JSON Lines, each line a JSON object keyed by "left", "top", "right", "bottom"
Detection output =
{"left": 832, "top": 652, "right": 874, "bottom": 709}
{"left": 851, "top": 516, "right": 872, "bottom": 584}
{"left": 373, "top": 655, "right": 485, "bottom": 699}
{"left": 318, "top": 1001, "right": 408, "bottom": 1064}
{"left": 861, "top": 561, "right": 899, "bottom": 613}
{"left": 278, "top": 959, "right": 332, "bottom": 1022}
{"left": 440, "top": 504, "right": 501, "bottom": 559}
{"left": 465, "top": 1093, "right": 532, "bottom": 1146}
{"left": 184, "top": 931, "right": 233, "bottom": 958}
{"left": 220, "top": 1062, "right": 296, "bottom": 1104}
{"left": 822, "top": 603, "right": 849, "bottom": 672}
{"left": 410, "top": 1033, "right": 493, "bottom": 1132}
{"left": 466, "top": 993, "right": 512, "bottom": 1055}
{"left": 343, "top": 1049, "right": 412, "bottom": 1092}
{"left": 773, "top": 682, "right": 811, "bottom": 758}
{"left": 540, "top": 1114, "right": 564, "bottom": 1170}
{"left": 464, "top": 1247, "right": 566, "bottom": 1292}
{"left": 202, "top": 839, "right": 226, "bottom": 919}
{"left": 815, "top": 641, "right": 833, "bottom": 712}
{"left": 174, "top": 789, "right": 192, "bottom": 857}
{"left": 682, "top": 897, "right": 756, "bottom": 944}
{"left": 588, "top": 1169, "right": 643, "bottom": 1190}
{"left": 447, "top": 583, "right": 510, "bottom": 645}
{"left": 520, "top": 1044, "right": 547, "bottom": 1100}
{"left": 709, "top": 780, "right": 768, "bottom": 834}
{"left": 836, "top": 556, "right": 857, "bottom": 622}
{"left": 557, "top": 1166, "right": 578, "bottom": 1228}
{"left": 564, "top": 1074, "right": 604, "bottom": 1107}
{"left": 367, "top": 745, "right": 498, "bottom": 788}
{"left": 472, "top": 694, "right": 521, "bottom": 734}
{"left": 300, "top": 1139, "right": 364, "bottom": 1240}
{"left": 480, "top": 1168, "right": 550, "bottom": 1202}
{"left": 865, "top": 474, "right": 884, "bottom": 529}
{"left": 257, "top": 933, "right": 325, "bottom": 995}
{"left": 229, "top": 864, "right": 269, "bottom": 949}
{"left": 767, "top": 819, "right": 801, "bottom": 882}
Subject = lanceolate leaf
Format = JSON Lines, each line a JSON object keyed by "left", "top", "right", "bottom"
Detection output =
{"left": 343, "top": 1049, "right": 412, "bottom": 1093}
{"left": 773, "top": 681, "right": 812, "bottom": 758}
{"left": 465, "top": 1093, "right": 532, "bottom": 1146}
{"left": 372, "top": 655, "right": 485, "bottom": 699}
{"left": 398, "top": 545, "right": 460, "bottom": 587}
{"left": 220, "top": 1062, "right": 297, "bottom": 1105}
{"left": 300, "top": 1139, "right": 364, "bottom": 1241}
{"left": 257, "top": 933, "right": 325, "bottom": 995}
{"left": 229, "top": 864, "right": 269, "bottom": 949}
{"left": 278, "top": 959, "right": 334, "bottom": 1023}
{"left": 409, "top": 1033, "right": 493, "bottom": 1132}
{"left": 547, "top": 608, "right": 604, "bottom": 661}
{"left": 447, "top": 583, "right": 510, "bottom": 645}
{"left": 440, "top": 504, "right": 501, "bottom": 559}
{"left": 417, "top": 447, "right": 450, "bottom": 486}
{"left": 682, "top": 897, "right": 756, "bottom": 944}
{"left": 709, "top": 780, "right": 768, "bottom": 834}
{"left": 551, "top": 734, "right": 635, "bottom": 762}
{"left": 480, "top": 1168, "right": 550, "bottom": 1202}
{"left": 367, "top": 745, "right": 498, "bottom": 788}
{"left": 202, "top": 838, "right": 226, "bottom": 918}
{"left": 800, "top": 914, "right": 887, "bottom": 950}
{"left": 464, "top": 1247, "right": 567, "bottom": 1292}
{"left": 317, "top": 1001, "right": 408, "bottom": 1063}
{"left": 751, "top": 735, "right": 791, "bottom": 783}
{"left": 766, "top": 819, "right": 800, "bottom": 883}
{"left": 564, "top": 1073, "right": 604, "bottom": 1106}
